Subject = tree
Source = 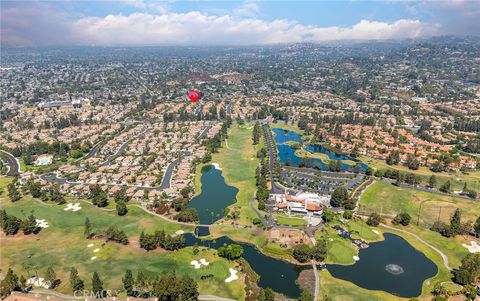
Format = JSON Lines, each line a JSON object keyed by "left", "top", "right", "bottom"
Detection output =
{"left": 440, "top": 181, "right": 451, "bottom": 193}
{"left": 122, "top": 270, "right": 134, "bottom": 296}
{"left": 69, "top": 267, "right": 84, "bottom": 292}
{"left": 27, "top": 179, "right": 42, "bottom": 198}
{"left": 116, "top": 201, "right": 128, "bottom": 216}
{"left": 293, "top": 244, "right": 312, "bottom": 263}
{"left": 455, "top": 253, "right": 480, "bottom": 285}
{"left": 84, "top": 217, "right": 93, "bottom": 238}
{"left": 298, "top": 290, "right": 314, "bottom": 301}
{"left": 218, "top": 244, "right": 244, "bottom": 260}
{"left": 175, "top": 208, "right": 199, "bottom": 222}
{"left": 92, "top": 272, "right": 103, "bottom": 297}
{"left": 392, "top": 212, "right": 411, "bottom": 226}
{"left": 366, "top": 213, "right": 383, "bottom": 227}
{"left": 330, "top": 186, "right": 349, "bottom": 208}
{"left": 7, "top": 182, "right": 21, "bottom": 202}
{"left": 474, "top": 216, "right": 480, "bottom": 238}
{"left": 322, "top": 209, "right": 335, "bottom": 223}
{"left": 343, "top": 210, "right": 353, "bottom": 219}
{"left": 450, "top": 209, "right": 462, "bottom": 236}
{"left": 258, "top": 288, "right": 275, "bottom": 301}
{"left": 0, "top": 268, "right": 19, "bottom": 298}
{"left": 1, "top": 212, "right": 21, "bottom": 235}
{"left": 178, "top": 275, "right": 199, "bottom": 301}
{"left": 312, "top": 239, "right": 327, "bottom": 261}
{"left": 428, "top": 175, "right": 437, "bottom": 188}
{"left": 45, "top": 266, "right": 60, "bottom": 289}
{"left": 92, "top": 192, "right": 108, "bottom": 208}
{"left": 22, "top": 213, "right": 39, "bottom": 234}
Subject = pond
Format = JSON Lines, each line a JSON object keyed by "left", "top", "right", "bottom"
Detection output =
{"left": 183, "top": 233, "right": 309, "bottom": 298}
{"left": 189, "top": 164, "right": 238, "bottom": 225}
{"left": 327, "top": 233, "right": 438, "bottom": 298}
{"left": 272, "top": 128, "right": 367, "bottom": 172}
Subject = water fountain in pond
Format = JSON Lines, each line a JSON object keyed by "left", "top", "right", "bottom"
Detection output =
{"left": 385, "top": 264, "right": 405, "bottom": 275}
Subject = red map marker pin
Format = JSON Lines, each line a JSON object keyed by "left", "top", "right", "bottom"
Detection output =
{"left": 188, "top": 90, "right": 200, "bottom": 103}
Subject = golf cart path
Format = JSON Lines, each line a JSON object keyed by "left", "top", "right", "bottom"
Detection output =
{"left": 381, "top": 223, "right": 452, "bottom": 271}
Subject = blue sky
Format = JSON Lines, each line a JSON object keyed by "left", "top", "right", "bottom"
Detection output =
{"left": 1, "top": 0, "right": 479, "bottom": 47}
{"left": 61, "top": 0, "right": 426, "bottom": 26}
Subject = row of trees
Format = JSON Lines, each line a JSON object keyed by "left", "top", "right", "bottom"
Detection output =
{"left": 431, "top": 209, "right": 472, "bottom": 238}
{"left": 0, "top": 209, "right": 40, "bottom": 235}
{"left": 139, "top": 230, "right": 184, "bottom": 251}
{"left": 76, "top": 267, "right": 199, "bottom": 300}
{"left": 256, "top": 147, "right": 270, "bottom": 211}
{"left": 83, "top": 218, "right": 128, "bottom": 244}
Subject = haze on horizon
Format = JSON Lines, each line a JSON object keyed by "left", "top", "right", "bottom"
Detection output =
{"left": 1, "top": 0, "right": 479, "bottom": 47}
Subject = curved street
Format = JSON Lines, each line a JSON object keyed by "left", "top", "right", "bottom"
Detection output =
{"left": 0, "top": 149, "right": 20, "bottom": 176}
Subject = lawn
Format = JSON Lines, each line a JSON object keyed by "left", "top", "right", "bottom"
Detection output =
{"left": 319, "top": 270, "right": 410, "bottom": 301}
{"left": 359, "top": 181, "right": 480, "bottom": 227}
{"left": 273, "top": 214, "right": 306, "bottom": 227}
{"left": 359, "top": 155, "right": 480, "bottom": 194}
{"left": 0, "top": 196, "right": 246, "bottom": 299}
{"left": 195, "top": 122, "right": 261, "bottom": 225}
{"left": 295, "top": 149, "right": 357, "bottom": 167}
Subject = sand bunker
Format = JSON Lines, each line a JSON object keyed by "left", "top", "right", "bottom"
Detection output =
{"left": 64, "top": 203, "right": 82, "bottom": 212}
{"left": 87, "top": 243, "right": 94, "bottom": 248}
{"left": 372, "top": 229, "right": 380, "bottom": 235}
{"left": 212, "top": 163, "right": 222, "bottom": 170}
{"left": 225, "top": 268, "right": 238, "bottom": 283}
{"left": 463, "top": 241, "right": 480, "bottom": 253}
{"left": 35, "top": 219, "right": 49, "bottom": 228}
{"left": 91, "top": 256, "right": 97, "bottom": 260}
{"left": 26, "top": 277, "right": 50, "bottom": 289}
{"left": 191, "top": 258, "right": 209, "bottom": 269}
{"left": 191, "top": 260, "right": 202, "bottom": 269}
{"left": 353, "top": 256, "right": 360, "bottom": 261}
{"left": 93, "top": 248, "right": 100, "bottom": 253}
{"left": 175, "top": 230, "right": 185, "bottom": 235}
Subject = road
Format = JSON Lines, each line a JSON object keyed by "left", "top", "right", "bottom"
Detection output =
{"left": 197, "top": 125, "right": 212, "bottom": 140}
{"left": 0, "top": 149, "right": 20, "bottom": 176}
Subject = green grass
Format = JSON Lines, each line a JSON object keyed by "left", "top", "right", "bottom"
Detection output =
{"left": 347, "top": 219, "right": 381, "bottom": 242}
{"left": 274, "top": 214, "right": 306, "bottom": 227}
{"left": 0, "top": 196, "right": 246, "bottom": 299}
{"left": 360, "top": 155, "right": 480, "bottom": 194}
{"left": 295, "top": 149, "right": 357, "bottom": 167}
{"left": 359, "top": 181, "right": 480, "bottom": 227}
{"left": 320, "top": 270, "right": 409, "bottom": 301}
{"left": 196, "top": 123, "right": 261, "bottom": 225}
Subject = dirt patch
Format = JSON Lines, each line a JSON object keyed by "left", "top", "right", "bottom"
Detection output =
{"left": 266, "top": 228, "right": 310, "bottom": 248}
{"left": 297, "top": 269, "right": 315, "bottom": 295}
{"left": 0, "top": 230, "right": 39, "bottom": 242}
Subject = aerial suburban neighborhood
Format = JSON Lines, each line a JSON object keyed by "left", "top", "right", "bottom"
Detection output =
{"left": 1, "top": 1, "right": 480, "bottom": 301}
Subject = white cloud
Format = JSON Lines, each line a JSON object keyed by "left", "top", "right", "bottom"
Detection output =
{"left": 72, "top": 12, "right": 437, "bottom": 46}
{"left": 234, "top": 0, "right": 260, "bottom": 17}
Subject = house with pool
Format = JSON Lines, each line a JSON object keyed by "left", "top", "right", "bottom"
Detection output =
{"left": 35, "top": 154, "right": 53, "bottom": 166}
